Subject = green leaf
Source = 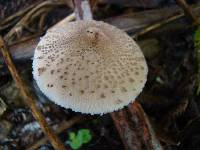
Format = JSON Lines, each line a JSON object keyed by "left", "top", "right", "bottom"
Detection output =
{"left": 69, "top": 132, "right": 76, "bottom": 141}
{"left": 68, "top": 129, "right": 92, "bottom": 150}
{"left": 69, "top": 139, "right": 82, "bottom": 150}
{"left": 68, "top": 132, "right": 82, "bottom": 150}
{"left": 194, "top": 26, "right": 200, "bottom": 94}
{"left": 77, "top": 129, "right": 92, "bottom": 144}
{"left": 194, "top": 27, "right": 200, "bottom": 44}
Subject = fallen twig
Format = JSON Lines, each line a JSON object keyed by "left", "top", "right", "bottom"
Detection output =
{"left": 28, "top": 116, "right": 83, "bottom": 150}
{"left": 1, "top": 3, "right": 200, "bottom": 64}
{"left": 176, "top": 0, "right": 199, "bottom": 24}
{"left": 0, "top": 1, "right": 41, "bottom": 32}
{"left": 133, "top": 3, "right": 200, "bottom": 38}
{"left": 0, "top": 12, "right": 75, "bottom": 64}
{"left": 4, "top": 0, "right": 67, "bottom": 45}
{"left": 133, "top": 13, "right": 184, "bottom": 39}
{"left": 0, "top": 36, "right": 66, "bottom": 150}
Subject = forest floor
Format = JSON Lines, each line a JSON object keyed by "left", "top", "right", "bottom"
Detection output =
{"left": 0, "top": 0, "right": 200, "bottom": 150}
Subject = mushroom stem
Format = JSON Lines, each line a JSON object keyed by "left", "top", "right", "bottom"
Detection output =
{"left": 73, "top": 0, "right": 93, "bottom": 20}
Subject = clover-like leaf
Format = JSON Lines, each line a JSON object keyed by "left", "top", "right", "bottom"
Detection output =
{"left": 77, "top": 129, "right": 92, "bottom": 144}
{"left": 68, "top": 129, "right": 92, "bottom": 150}
{"left": 68, "top": 132, "right": 82, "bottom": 150}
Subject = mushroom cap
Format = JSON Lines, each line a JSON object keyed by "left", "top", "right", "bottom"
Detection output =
{"left": 32, "top": 20, "right": 148, "bottom": 114}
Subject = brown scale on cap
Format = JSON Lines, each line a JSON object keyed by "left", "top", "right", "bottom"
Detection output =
{"left": 32, "top": 20, "right": 148, "bottom": 114}
{"left": 38, "top": 67, "right": 46, "bottom": 76}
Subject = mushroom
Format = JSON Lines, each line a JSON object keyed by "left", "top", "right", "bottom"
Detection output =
{"left": 32, "top": 20, "right": 148, "bottom": 114}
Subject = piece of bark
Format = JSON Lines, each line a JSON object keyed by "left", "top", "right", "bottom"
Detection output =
{"left": 111, "top": 101, "right": 162, "bottom": 150}
{"left": 5, "top": 37, "right": 39, "bottom": 62}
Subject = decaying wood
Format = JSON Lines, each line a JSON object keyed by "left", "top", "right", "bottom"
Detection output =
{"left": 111, "top": 101, "right": 162, "bottom": 150}
{"left": 0, "top": 36, "right": 66, "bottom": 150}
{"left": 4, "top": 36, "right": 39, "bottom": 63}
{"left": 1, "top": 3, "right": 200, "bottom": 64}
{"left": 0, "top": 37, "right": 38, "bottom": 64}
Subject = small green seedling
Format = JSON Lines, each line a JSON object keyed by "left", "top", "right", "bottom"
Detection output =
{"left": 68, "top": 129, "right": 92, "bottom": 150}
{"left": 194, "top": 26, "right": 200, "bottom": 94}
{"left": 155, "top": 76, "right": 164, "bottom": 84}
